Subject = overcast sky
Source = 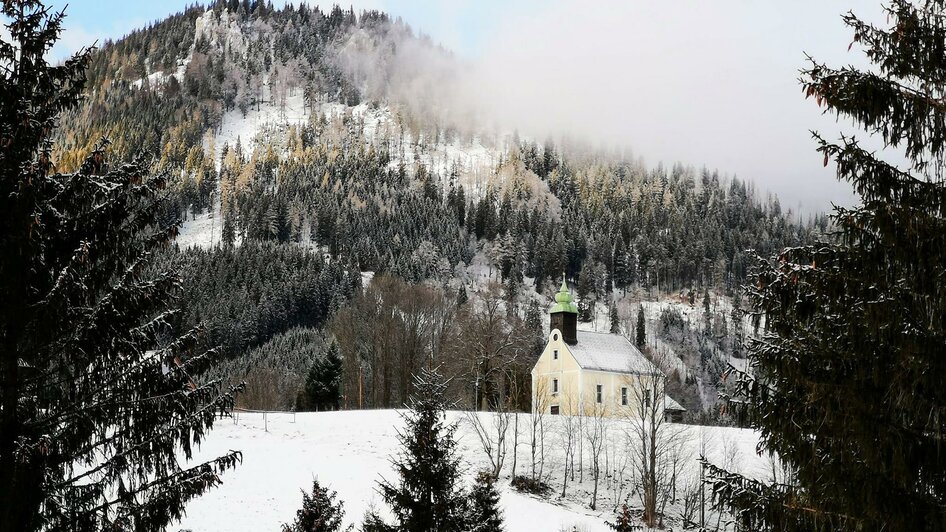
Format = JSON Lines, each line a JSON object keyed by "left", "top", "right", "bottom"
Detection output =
{"left": 41, "top": 0, "right": 892, "bottom": 214}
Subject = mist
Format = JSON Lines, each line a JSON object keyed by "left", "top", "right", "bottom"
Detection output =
{"left": 441, "top": 1, "right": 901, "bottom": 214}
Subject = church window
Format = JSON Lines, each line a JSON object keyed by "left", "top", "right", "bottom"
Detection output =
{"left": 596, "top": 384, "right": 603, "bottom": 404}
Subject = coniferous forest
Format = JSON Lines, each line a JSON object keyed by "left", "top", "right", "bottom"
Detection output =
{"left": 2, "top": 0, "right": 945, "bottom": 530}
{"left": 43, "top": 0, "right": 824, "bottom": 421}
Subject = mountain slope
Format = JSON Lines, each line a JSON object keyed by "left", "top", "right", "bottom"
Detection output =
{"left": 52, "top": 1, "right": 823, "bottom": 421}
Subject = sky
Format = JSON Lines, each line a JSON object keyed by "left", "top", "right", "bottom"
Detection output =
{"left": 39, "top": 0, "right": 893, "bottom": 214}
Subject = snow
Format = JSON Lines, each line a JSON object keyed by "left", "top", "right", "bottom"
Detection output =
{"left": 568, "top": 330, "right": 660, "bottom": 375}
{"left": 215, "top": 89, "right": 310, "bottom": 159}
{"left": 175, "top": 409, "right": 768, "bottom": 531}
{"left": 175, "top": 209, "right": 223, "bottom": 250}
{"left": 212, "top": 87, "right": 509, "bottom": 201}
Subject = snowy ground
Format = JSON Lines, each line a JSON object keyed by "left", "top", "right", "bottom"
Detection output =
{"left": 175, "top": 209, "right": 223, "bottom": 250}
{"left": 175, "top": 410, "right": 767, "bottom": 532}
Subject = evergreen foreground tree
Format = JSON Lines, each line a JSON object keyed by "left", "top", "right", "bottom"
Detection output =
{"left": 605, "top": 503, "right": 635, "bottom": 532}
{"left": 466, "top": 471, "right": 504, "bottom": 532}
{"left": 0, "top": 2, "right": 240, "bottom": 530}
{"left": 710, "top": 2, "right": 946, "bottom": 530}
{"left": 281, "top": 479, "right": 352, "bottom": 532}
{"left": 364, "top": 366, "right": 467, "bottom": 532}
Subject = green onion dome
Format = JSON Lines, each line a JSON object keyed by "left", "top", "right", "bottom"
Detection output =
{"left": 550, "top": 279, "right": 578, "bottom": 314}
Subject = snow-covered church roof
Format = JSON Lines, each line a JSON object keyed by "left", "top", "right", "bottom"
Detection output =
{"left": 566, "top": 331, "right": 661, "bottom": 375}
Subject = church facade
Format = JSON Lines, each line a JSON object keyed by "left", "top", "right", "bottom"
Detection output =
{"left": 531, "top": 281, "right": 685, "bottom": 420}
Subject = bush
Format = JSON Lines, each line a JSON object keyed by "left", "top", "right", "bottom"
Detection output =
{"left": 510, "top": 475, "right": 552, "bottom": 496}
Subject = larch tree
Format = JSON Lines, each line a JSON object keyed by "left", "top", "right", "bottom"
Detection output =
{"left": 0, "top": 2, "right": 240, "bottom": 531}
{"left": 709, "top": 1, "right": 946, "bottom": 530}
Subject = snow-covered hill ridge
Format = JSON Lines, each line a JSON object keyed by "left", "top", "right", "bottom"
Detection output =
{"left": 176, "top": 409, "right": 768, "bottom": 531}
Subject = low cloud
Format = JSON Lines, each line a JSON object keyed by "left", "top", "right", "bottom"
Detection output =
{"left": 455, "top": 1, "right": 890, "bottom": 213}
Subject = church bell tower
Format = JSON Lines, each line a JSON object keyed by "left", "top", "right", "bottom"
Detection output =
{"left": 549, "top": 278, "right": 578, "bottom": 345}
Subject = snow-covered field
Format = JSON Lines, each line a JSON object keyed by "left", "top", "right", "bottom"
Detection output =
{"left": 175, "top": 410, "right": 767, "bottom": 531}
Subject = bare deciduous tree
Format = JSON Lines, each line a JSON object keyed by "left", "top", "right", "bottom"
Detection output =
{"left": 557, "top": 393, "right": 580, "bottom": 497}
{"left": 530, "top": 377, "right": 551, "bottom": 482}
{"left": 584, "top": 402, "right": 608, "bottom": 510}
{"left": 623, "top": 367, "right": 674, "bottom": 528}
{"left": 466, "top": 401, "right": 511, "bottom": 479}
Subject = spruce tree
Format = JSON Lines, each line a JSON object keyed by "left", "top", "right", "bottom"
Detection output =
{"left": 281, "top": 479, "right": 352, "bottom": 532}
{"left": 0, "top": 3, "right": 240, "bottom": 530}
{"left": 366, "top": 366, "right": 467, "bottom": 532}
{"left": 304, "top": 341, "right": 342, "bottom": 411}
{"left": 635, "top": 305, "right": 646, "bottom": 348}
{"left": 609, "top": 304, "right": 620, "bottom": 334}
{"left": 606, "top": 504, "right": 635, "bottom": 532}
{"left": 466, "top": 470, "right": 504, "bottom": 532}
{"left": 711, "top": 1, "right": 946, "bottom": 530}
{"left": 576, "top": 263, "right": 595, "bottom": 322}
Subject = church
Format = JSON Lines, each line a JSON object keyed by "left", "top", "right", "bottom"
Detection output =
{"left": 531, "top": 281, "right": 686, "bottom": 421}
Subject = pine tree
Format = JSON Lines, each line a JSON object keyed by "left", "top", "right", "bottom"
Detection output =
{"left": 466, "top": 470, "right": 504, "bottom": 532}
{"left": 281, "top": 479, "right": 352, "bottom": 532}
{"left": 606, "top": 503, "right": 635, "bottom": 532}
{"left": 711, "top": 2, "right": 946, "bottom": 530}
{"left": 635, "top": 305, "right": 646, "bottom": 348}
{"left": 365, "top": 366, "right": 467, "bottom": 532}
{"left": 609, "top": 304, "right": 620, "bottom": 334}
{"left": 0, "top": 3, "right": 240, "bottom": 530}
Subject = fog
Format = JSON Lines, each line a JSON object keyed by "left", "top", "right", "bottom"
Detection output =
{"left": 331, "top": 0, "right": 891, "bottom": 213}
{"left": 450, "top": 1, "right": 895, "bottom": 214}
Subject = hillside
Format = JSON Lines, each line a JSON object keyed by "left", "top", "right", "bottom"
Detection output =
{"left": 49, "top": 1, "right": 822, "bottom": 423}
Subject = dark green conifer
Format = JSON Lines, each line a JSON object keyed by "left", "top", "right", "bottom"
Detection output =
{"left": 281, "top": 479, "right": 352, "bottom": 532}
{"left": 365, "top": 366, "right": 467, "bottom": 532}
{"left": 711, "top": 2, "right": 946, "bottom": 530}
{"left": 606, "top": 504, "right": 635, "bottom": 532}
{"left": 635, "top": 305, "right": 646, "bottom": 348}
{"left": 303, "top": 341, "right": 343, "bottom": 411}
{"left": 466, "top": 470, "right": 504, "bottom": 532}
{"left": 0, "top": 2, "right": 240, "bottom": 530}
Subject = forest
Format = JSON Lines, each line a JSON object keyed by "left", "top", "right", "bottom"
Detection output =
{"left": 41, "top": 0, "right": 829, "bottom": 422}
